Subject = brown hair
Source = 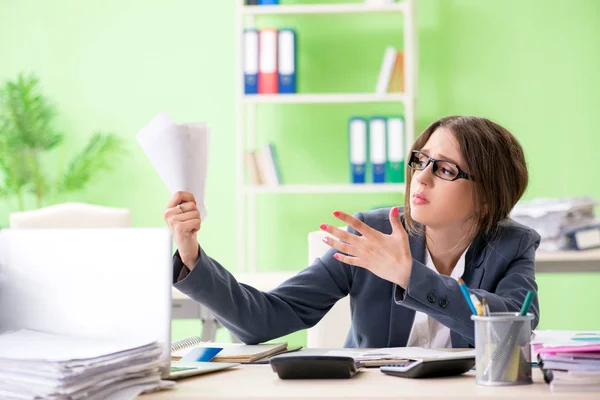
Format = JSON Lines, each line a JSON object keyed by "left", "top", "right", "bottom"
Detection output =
{"left": 404, "top": 116, "right": 528, "bottom": 238}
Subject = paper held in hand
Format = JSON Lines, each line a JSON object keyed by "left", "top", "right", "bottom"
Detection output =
{"left": 136, "top": 111, "right": 210, "bottom": 221}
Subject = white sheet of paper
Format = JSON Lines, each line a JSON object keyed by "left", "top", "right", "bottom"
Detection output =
{"left": 327, "top": 347, "right": 476, "bottom": 361}
{"left": 0, "top": 330, "right": 157, "bottom": 362}
{"left": 136, "top": 111, "right": 210, "bottom": 221}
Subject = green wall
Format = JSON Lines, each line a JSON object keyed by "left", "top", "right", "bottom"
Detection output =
{"left": 1, "top": 0, "right": 599, "bottom": 347}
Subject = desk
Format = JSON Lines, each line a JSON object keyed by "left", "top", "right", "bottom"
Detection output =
{"left": 141, "top": 365, "right": 597, "bottom": 399}
{"left": 536, "top": 249, "right": 600, "bottom": 272}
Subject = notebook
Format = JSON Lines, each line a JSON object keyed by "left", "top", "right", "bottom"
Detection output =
{"left": 171, "top": 336, "right": 288, "bottom": 363}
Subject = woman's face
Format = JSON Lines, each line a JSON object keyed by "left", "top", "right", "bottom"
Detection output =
{"left": 409, "top": 128, "right": 477, "bottom": 230}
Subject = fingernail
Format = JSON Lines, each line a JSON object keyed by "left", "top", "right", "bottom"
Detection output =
{"left": 333, "top": 254, "right": 340, "bottom": 260}
{"left": 320, "top": 224, "right": 327, "bottom": 231}
{"left": 322, "top": 237, "right": 328, "bottom": 244}
{"left": 392, "top": 207, "right": 399, "bottom": 216}
{"left": 333, "top": 211, "right": 341, "bottom": 217}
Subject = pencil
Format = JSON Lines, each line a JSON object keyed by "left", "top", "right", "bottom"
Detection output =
{"left": 457, "top": 278, "right": 477, "bottom": 316}
{"left": 471, "top": 293, "right": 482, "bottom": 317}
{"left": 481, "top": 297, "right": 490, "bottom": 316}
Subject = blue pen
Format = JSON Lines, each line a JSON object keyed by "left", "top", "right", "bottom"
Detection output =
{"left": 458, "top": 278, "right": 477, "bottom": 316}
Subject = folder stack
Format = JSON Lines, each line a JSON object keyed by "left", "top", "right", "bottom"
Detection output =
{"left": 0, "top": 329, "right": 165, "bottom": 400}
{"left": 510, "top": 197, "right": 599, "bottom": 252}
{"left": 348, "top": 116, "right": 406, "bottom": 184}
{"left": 244, "top": 28, "right": 296, "bottom": 94}
{"left": 534, "top": 332, "right": 600, "bottom": 392}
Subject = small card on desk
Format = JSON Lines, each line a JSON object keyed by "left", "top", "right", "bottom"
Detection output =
{"left": 179, "top": 346, "right": 223, "bottom": 362}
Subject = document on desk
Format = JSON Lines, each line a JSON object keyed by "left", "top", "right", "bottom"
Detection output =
{"left": 0, "top": 329, "right": 165, "bottom": 400}
{"left": 328, "top": 347, "right": 476, "bottom": 362}
{"left": 136, "top": 111, "right": 210, "bottom": 221}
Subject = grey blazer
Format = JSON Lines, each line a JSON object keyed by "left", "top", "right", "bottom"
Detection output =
{"left": 173, "top": 208, "right": 540, "bottom": 348}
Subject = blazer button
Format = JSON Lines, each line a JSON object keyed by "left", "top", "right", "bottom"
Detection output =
{"left": 427, "top": 292, "right": 436, "bottom": 303}
{"left": 439, "top": 298, "right": 449, "bottom": 308}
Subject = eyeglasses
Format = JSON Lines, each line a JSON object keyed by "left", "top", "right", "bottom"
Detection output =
{"left": 408, "top": 150, "right": 473, "bottom": 181}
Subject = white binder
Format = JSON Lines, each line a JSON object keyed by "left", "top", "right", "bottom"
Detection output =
{"left": 349, "top": 118, "right": 367, "bottom": 184}
{"left": 369, "top": 117, "right": 387, "bottom": 183}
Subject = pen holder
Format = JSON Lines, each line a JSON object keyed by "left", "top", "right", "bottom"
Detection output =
{"left": 471, "top": 312, "right": 533, "bottom": 386}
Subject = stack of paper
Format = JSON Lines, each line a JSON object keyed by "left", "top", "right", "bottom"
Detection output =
{"left": 136, "top": 111, "right": 210, "bottom": 221}
{"left": 534, "top": 331, "right": 600, "bottom": 392}
{"left": 0, "top": 330, "right": 166, "bottom": 400}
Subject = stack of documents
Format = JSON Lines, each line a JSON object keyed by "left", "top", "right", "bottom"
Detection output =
{"left": 533, "top": 331, "right": 600, "bottom": 392}
{"left": 510, "top": 197, "right": 598, "bottom": 252}
{"left": 0, "top": 330, "right": 166, "bottom": 400}
{"left": 136, "top": 111, "right": 210, "bottom": 221}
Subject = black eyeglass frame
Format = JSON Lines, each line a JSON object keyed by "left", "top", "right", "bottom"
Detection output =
{"left": 407, "top": 150, "right": 473, "bottom": 181}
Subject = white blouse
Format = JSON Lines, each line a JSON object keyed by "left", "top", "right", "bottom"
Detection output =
{"left": 405, "top": 246, "right": 468, "bottom": 348}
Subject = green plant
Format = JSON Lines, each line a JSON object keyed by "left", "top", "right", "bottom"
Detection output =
{"left": 0, "top": 73, "right": 126, "bottom": 211}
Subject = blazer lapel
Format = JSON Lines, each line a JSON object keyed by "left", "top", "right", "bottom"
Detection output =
{"left": 451, "top": 231, "right": 489, "bottom": 348}
{"left": 386, "top": 232, "right": 426, "bottom": 347}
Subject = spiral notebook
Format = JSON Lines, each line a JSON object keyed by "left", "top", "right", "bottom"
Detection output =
{"left": 171, "top": 336, "right": 288, "bottom": 363}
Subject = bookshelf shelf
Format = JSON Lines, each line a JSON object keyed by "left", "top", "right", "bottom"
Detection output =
{"left": 243, "top": 93, "right": 406, "bottom": 104}
{"left": 245, "top": 184, "right": 406, "bottom": 194}
{"left": 241, "top": 3, "right": 406, "bottom": 16}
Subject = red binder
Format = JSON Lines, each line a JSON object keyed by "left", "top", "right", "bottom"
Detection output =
{"left": 258, "top": 28, "right": 278, "bottom": 94}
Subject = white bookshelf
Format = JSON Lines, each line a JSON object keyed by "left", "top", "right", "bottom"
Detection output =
{"left": 245, "top": 183, "right": 406, "bottom": 194}
{"left": 236, "top": 0, "right": 418, "bottom": 273}
{"left": 241, "top": 3, "right": 406, "bottom": 15}
{"left": 243, "top": 93, "right": 406, "bottom": 104}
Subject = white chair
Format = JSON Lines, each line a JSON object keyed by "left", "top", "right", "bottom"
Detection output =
{"left": 9, "top": 203, "right": 131, "bottom": 228}
{"left": 306, "top": 228, "right": 352, "bottom": 348}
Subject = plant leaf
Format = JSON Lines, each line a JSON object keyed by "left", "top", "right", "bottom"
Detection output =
{"left": 0, "top": 73, "right": 63, "bottom": 151}
{"left": 60, "top": 132, "right": 126, "bottom": 194}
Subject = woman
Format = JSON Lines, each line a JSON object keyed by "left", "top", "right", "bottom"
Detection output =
{"left": 165, "top": 116, "right": 540, "bottom": 348}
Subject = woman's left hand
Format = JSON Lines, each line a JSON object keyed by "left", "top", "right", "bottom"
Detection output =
{"left": 321, "top": 207, "right": 413, "bottom": 288}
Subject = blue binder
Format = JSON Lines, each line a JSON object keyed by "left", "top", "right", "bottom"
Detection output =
{"left": 258, "top": 0, "right": 279, "bottom": 4}
{"left": 243, "top": 29, "right": 259, "bottom": 94}
{"left": 278, "top": 29, "right": 296, "bottom": 94}
{"left": 369, "top": 117, "right": 387, "bottom": 183}
{"left": 348, "top": 117, "right": 367, "bottom": 184}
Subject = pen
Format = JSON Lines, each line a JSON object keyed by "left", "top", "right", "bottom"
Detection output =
{"left": 519, "top": 291, "right": 535, "bottom": 316}
{"left": 471, "top": 293, "right": 482, "bottom": 317}
{"left": 457, "top": 278, "right": 477, "bottom": 316}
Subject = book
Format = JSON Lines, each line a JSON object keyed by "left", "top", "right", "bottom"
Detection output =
{"left": 171, "top": 336, "right": 288, "bottom": 363}
{"left": 375, "top": 47, "right": 397, "bottom": 94}
{"left": 245, "top": 150, "right": 263, "bottom": 184}
{"left": 388, "top": 51, "right": 404, "bottom": 93}
{"left": 251, "top": 143, "right": 281, "bottom": 185}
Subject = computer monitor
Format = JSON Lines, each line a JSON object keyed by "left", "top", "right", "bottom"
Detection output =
{"left": 0, "top": 228, "right": 173, "bottom": 377}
